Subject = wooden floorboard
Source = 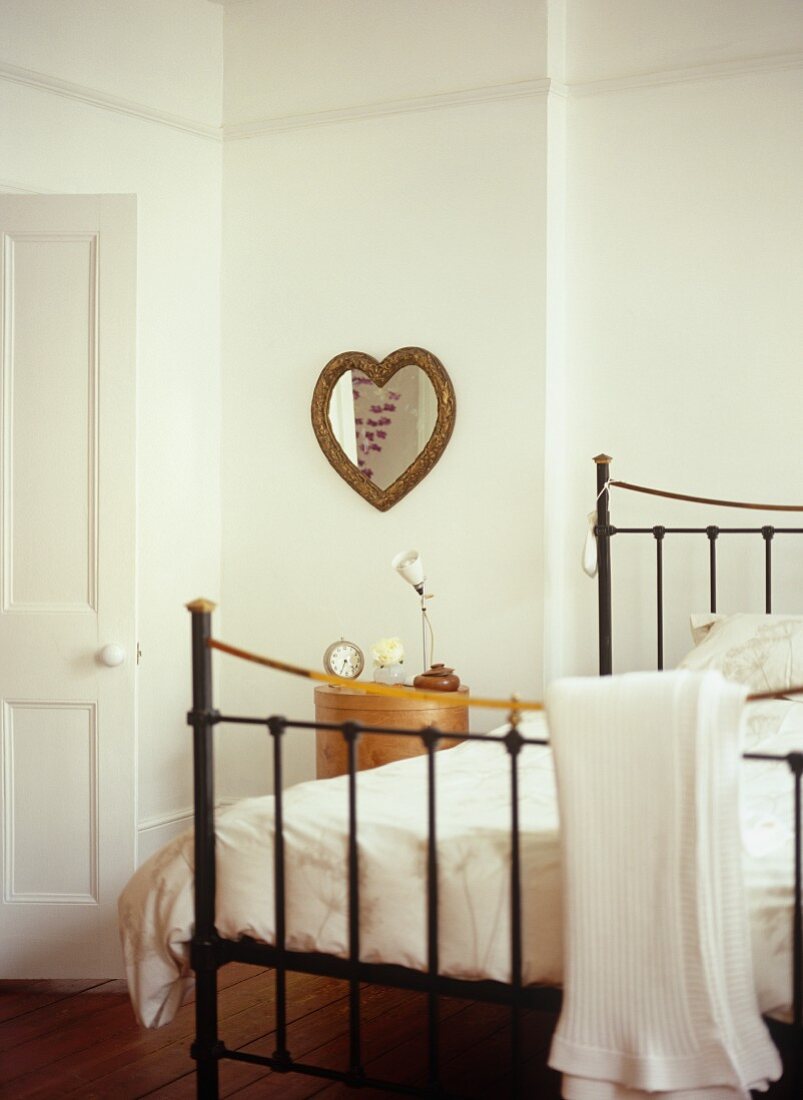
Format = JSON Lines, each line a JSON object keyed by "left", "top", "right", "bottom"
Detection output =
{"left": 220, "top": 989, "right": 470, "bottom": 1099}
{"left": 0, "top": 969, "right": 798, "bottom": 1099}
{"left": 0, "top": 980, "right": 109, "bottom": 1025}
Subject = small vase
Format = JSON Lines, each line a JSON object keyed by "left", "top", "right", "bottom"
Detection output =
{"left": 373, "top": 662, "right": 405, "bottom": 685}
{"left": 413, "top": 663, "right": 460, "bottom": 692}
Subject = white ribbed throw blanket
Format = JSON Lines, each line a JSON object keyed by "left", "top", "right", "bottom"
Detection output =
{"left": 546, "top": 671, "right": 782, "bottom": 1100}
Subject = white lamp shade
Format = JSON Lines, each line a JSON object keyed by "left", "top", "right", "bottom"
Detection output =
{"left": 392, "top": 549, "right": 425, "bottom": 590}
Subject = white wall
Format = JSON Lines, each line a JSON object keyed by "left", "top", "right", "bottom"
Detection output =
{"left": 220, "top": 0, "right": 549, "bottom": 794}
{"left": 0, "top": 0, "right": 224, "bottom": 859}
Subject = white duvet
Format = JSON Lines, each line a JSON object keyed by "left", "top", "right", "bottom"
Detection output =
{"left": 119, "top": 702, "right": 801, "bottom": 1029}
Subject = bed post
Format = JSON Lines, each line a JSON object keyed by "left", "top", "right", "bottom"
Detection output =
{"left": 186, "top": 599, "right": 222, "bottom": 1100}
{"left": 594, "top": 455, "right": 613, "bottom": 675}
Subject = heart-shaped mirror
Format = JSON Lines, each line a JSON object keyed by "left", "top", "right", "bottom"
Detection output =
{"left": 311, "top": 347, "right": 456, "bottom": 511}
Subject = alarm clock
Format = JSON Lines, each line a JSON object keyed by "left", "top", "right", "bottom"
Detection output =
{"left": 323, "top": 638, "right": 365, "bottom": 679}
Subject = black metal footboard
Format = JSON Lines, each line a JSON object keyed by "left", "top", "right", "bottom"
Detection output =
{"left": 186, "top": 599, "right": 556, "bottom": 1099}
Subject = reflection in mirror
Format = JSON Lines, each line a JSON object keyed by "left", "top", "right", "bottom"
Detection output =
{"left": 310, "top": 346, "right": 456, "bottom": 512}
{"left": 328, "top": 365, "right": 437, "bottom": 490}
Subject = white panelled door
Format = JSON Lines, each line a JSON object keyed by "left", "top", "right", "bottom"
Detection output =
{"left": 0, "top": 195, "right": 136, "bottom": 977}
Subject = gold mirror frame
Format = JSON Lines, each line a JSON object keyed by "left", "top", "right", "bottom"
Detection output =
{"left": 311, "top": 347, "right": 456, "bottom": 512}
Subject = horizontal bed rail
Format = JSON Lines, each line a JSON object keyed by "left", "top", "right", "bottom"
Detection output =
{"left": 608, "top": 478, "right": 803, "bottom": 513}
{"left": 609, "top": 526, "right": 803, "bottom": 535}
{"left": 208, "top": 932, "right": 563, "bottom": 1010}
{"left": 208, "top": 637, "right": 544, "bottom": 715}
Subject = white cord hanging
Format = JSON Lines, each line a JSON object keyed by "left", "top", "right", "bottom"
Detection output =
{"left": 582, "top": 511, "right": 598, "bottom": 577}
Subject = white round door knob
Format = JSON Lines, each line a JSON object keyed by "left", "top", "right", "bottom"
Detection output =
{"left": 99, "top": 643, "right": 126, "bottom": 667}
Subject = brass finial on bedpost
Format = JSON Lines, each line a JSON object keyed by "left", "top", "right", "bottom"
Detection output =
{"left": 594, "top": 455, "right": 613, "bottom": 676}
{"left": 186, "top": 598, "right": 217, "bottom": 614}
{"left": 508, "top": 693, "right": 521, "bottom": 730}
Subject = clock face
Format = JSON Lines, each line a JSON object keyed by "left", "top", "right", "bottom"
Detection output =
{"left": 323, "top": 639, "right": 365, "bottom": 679}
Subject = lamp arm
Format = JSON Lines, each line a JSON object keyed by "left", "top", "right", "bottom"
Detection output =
{"left": 420, "top": 593, "right": 428, "bottom": 671}
{"left": 420, "top": 594, "right": 435, "bottom": 671}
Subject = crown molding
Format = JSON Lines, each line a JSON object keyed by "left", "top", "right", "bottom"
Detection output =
{"left": 222, "top": 50, "right": 803, "bottom": 140}
{"left": 564, "top": 49, "right": 803, "bottom": 98}
{"left": 224, "top": 78, "right": 552, "bottom": 139}
{"left": 2, "top": 49, "right": 800, "bottom": 147}
{"left": 0, "top": 178, "right": 56, "bottom": 194}
{"left": 0, "top": 59, "right": 222, "bottom": 141}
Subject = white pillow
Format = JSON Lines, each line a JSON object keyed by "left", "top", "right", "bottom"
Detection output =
{"left": 678, "top": 613, "right": 803, "bottom": 693}
{"left": 687, "top": 612, "right": 725, "bottom": 646}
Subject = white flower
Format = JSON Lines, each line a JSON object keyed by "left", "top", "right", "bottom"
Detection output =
{"left": 371, "top": 636, "right": 404, "bottom": 667}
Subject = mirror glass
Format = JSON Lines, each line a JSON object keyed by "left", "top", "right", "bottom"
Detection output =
{"left": 327, "top": 365, "right": 438, "bottom": 490}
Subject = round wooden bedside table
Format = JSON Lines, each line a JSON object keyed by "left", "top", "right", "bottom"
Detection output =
{"left": 314, "top": 684, "right": 470, "bottom": 779}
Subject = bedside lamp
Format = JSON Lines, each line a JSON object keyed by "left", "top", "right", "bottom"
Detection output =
{"left": 392, "top": 549, "right": 432, "bottom": 673}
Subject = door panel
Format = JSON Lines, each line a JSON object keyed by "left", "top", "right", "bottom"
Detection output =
{"left": 0, "top": 195, "right": 136, "bottom": 977}
{"left": 4, "top": 701, "right": 97, "bottom": 901}
{"left": 4, "top": 232, "right": 98, "bottom": 611}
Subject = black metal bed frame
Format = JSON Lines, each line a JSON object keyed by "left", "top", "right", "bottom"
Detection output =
{"left": 186, "top": 455, "right": 803, "bottom": 1099}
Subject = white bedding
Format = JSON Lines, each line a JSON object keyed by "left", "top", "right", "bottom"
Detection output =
{"left": 119, "top": 701, "right": 801, "bottom": 1029}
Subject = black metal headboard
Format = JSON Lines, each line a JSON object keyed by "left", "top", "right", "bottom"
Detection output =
{"left": 594, "top": 453, "right": 803, "bottom": 675}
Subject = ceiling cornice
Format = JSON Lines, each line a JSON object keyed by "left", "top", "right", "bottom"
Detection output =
{"left": 2, "top": 50, "right": 801, "bottom": 144}
{"left": 224, "top": 79, "right": 551, "bottom": 140}
{"left": 563, "top": 49, "right": 803, "bottom": 98}
{"left": 222, "top": 50, "right": 803, "bottom": 139}
{"left": 0, "top": 59, "right": 221, "bottom": 140}
{"left": 0, "top": 178, "right": 57, "bottom": 194}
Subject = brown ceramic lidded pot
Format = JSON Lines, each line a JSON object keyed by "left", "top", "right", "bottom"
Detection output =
{"left": 413, "top": 663, "right": 460, "bottom": 692}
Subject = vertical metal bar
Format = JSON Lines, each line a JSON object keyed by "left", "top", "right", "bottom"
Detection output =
{"left": 791, "top": 753, "right": 802, "bottom": 1032}
{"left": 595, "top": 454, "right": 613, "bottom": 675}
{"left": 186, "top": 599, "right": 221, "bottom": 1100}
{"left": 791, "top": 755, "right": 803, "bottom": 1097}
{"left": 506, "top": 726, "right": 524, "bottom": 1097}
{"left": 706, "top": 527, "right": 719, "bottom": 613}
{"left": 343, "top": 721, "right": 363, "bottom": 1081}
{"left": 425, "top": 728, "right": 440, "bottom": 1089}
{"left": 762, "top": 527, "right": 774, "bottom": 613}
{"left": 654, "top": 527, "right": 665, "bottom": 670}
{"left": 268, "top": 715, "right": 291, "bottom": 1071}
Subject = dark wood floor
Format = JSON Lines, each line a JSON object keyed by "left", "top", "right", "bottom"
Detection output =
{"left": 0, "top": 967, "right": 797, "bottom": 1098}
{"left": 0, "top": 965, "right": 559, "bottom": 1099}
